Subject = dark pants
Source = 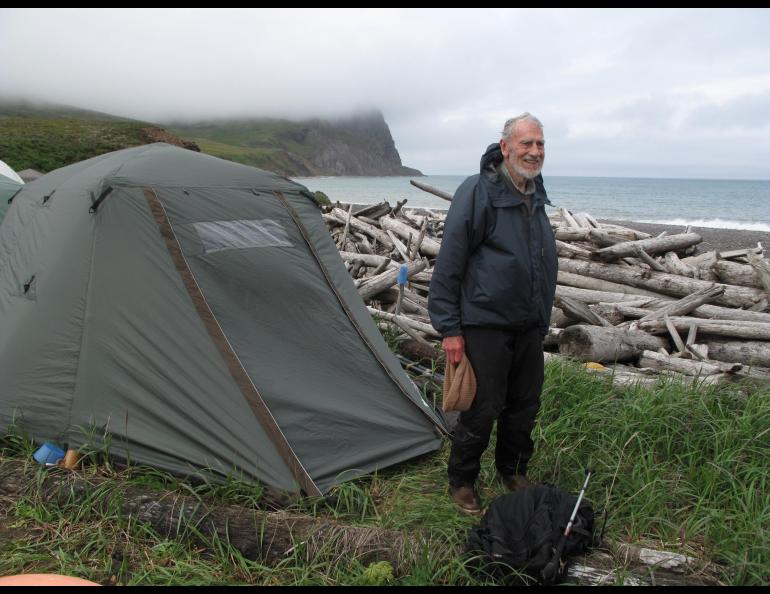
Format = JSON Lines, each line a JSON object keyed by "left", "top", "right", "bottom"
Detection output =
{"left": 448, "top": 326, "right": 544, "bottom": 487}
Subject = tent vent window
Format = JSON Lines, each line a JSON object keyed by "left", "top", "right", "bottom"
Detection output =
{"left": 194, "top": 219, "right": 293, "bottom": 253}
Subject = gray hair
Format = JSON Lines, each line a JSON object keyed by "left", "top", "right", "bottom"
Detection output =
{"left": 501, "top": 113, "right": 543, "bottom": 141}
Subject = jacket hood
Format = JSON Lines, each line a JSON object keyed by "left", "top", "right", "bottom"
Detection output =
{"left": 480, "top": 143, "right": 503, "bottom": 174}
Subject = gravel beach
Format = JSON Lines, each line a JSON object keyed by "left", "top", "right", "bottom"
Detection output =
{"left": 602, "top": 219, "right": 770, "bottom": 256}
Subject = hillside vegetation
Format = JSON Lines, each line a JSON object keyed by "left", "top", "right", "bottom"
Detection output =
{"left": 0, "top": 101, "right": 197, "bottom": 174}
{"left": 0, "top": 101, "right": 420, "bottom": 178}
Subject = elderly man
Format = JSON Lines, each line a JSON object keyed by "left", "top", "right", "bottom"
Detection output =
{"left": 428, "top": 113, "right": 558, "bottom": 513}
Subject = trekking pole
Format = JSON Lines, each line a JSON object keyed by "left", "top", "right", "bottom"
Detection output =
{"left": 540, "top": 468, "right": 593, "bottom": 585}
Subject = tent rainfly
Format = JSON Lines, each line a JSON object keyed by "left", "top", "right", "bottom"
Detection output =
{"left": 0, "top": 143, "right": 447, "bottom": 495}
{"left": 0, "top": 159, "right": 24, "bottom": 222}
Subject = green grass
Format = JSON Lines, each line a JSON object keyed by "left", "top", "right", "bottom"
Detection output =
{"left": 0, "top": 117, "right": 151, "bottom": 173}
{"left": 1, "top": 360, "right": 769, "bottom": 585}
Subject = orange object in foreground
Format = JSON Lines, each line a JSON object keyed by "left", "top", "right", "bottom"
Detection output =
{"left": 0, "top": 574, "right": 100, "bottom": 586}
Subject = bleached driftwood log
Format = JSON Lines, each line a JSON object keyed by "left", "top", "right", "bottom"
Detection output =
{"left": 634, "top": 285, "right": 725, "bottom": 324}
{"left": 638, "top": 317, "right": 770, "bottom": 341}
{"left": 712, "top": 260, "right": 764, "bottom": 289}
{"left": 703, "top": 338, "right": 770, "bottom": 368}
{"left": 559, "top": 258, "right": 769, "bottom": 311}
{"left": 409, "top": 179, "right": 453, "bottom": 201}
{"left": 358, "top": 259, "right": 428, "bottom": 300}
{"left": 558, "top": 270, "right": 668, "bottom": 299}
{"left": 380, "top": 215, "right": 442, "bottom": 257}
{"left": 592, "top": 232, "right": 702, "bottom": 261}
{"left": 555, "top": 295, "right": 613, "bottom": 327}
{"left": 558, "top": 325, "right": 669, "bottom": 363}
{"left": 366, "top": 306, "right": 440, "bottom": 338}
{"left": 329, "top": 207, "right": 394, "bottom": 249}
{"left": 638, "top": 350, "right": 742, "bottom": 376}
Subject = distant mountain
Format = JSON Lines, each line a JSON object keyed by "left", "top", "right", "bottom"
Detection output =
{"left": 169, "top": 110, "right": 421, "bottom": 177}
{"left": 0, "top": 100, "right": 421, "bottom": 177}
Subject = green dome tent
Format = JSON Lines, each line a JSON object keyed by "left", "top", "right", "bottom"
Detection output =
{"left": 0, "top": 143, "right": 446, "bottom": 495}
{"left": 0, "top": 159, "right": 24, "bottom": 222}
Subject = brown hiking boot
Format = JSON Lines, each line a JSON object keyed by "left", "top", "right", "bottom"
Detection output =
{"left": 449, "top": 484, "right": 482, "bottom": 514}
{"left": 501, "top": 474, "right": 531, "bottom": 492}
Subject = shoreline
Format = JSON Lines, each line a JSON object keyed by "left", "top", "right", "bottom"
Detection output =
{"left": 601, "top": 219, "right": 770, "bottom": 255}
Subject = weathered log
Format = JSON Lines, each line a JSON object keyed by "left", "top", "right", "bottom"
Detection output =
{"left": 366, "top": 306, "right": 440, "bottom": 337}
{"left": 358, "top": 259, "right": 428, "bottom": 300}
{"left": 409, "top": 179, "right": 453, "bottom": 202}
{"left": 640, "top": 350, "right": 770, "bottom": 385}
{"left": 0, "top": 460, "right": 425, "bottom": 574}
{"left": 556, "top": 239, "right": 594, "bottom": 259}
{"left": 588, "top": 303, "right": 627, "bottom": 326}
{"left": 555, "top": 295, "right": 612, "bottom": 326}
{"left": 634, "top": 247, "right": 668, "bottom": 272}
{"left": 339, "top": 203, "right": 354, "bottom": 248}
{"left": 554, "top": 228, "right": 592, "bottom": 242}
{"left": 559, "top": 258, "right": 769, "bottom": 310}
{"left": 662, "top": 252, "right": 702, "bottom": 279}
{"left": 408, "top": 270, "right": 434, "bottom": 285}
{"left": 571, "top": 212, "right": 595, "bottom": 228}
{"left": 409, "top": 220, "right": 428, "bottom": 260}
{"left": 703, "top": 338, "right": 770, "bottom": 368}
{"left": 635, "top": 285, "right": 725, "bottom": 324}
{"left": 681, "top": 250, "right": 718, "bottom": 270}
{"left": 353, "top": 201, "right": 391, "bottom": 219}
{"left": 597, "top": 223, "right": 652, "bottom": 240}
{"left": 712, "top": 259, "right": 764, "bottom": 289}
{"left": 592, "top": 233, "right": 702, "bottom": 262}
{"left": 636, "top": 350, "right": 742, "bottom": 377}
{"left": 380, "top": 215, "right": 441, "bottom": 257}
{"left": 589, "top": 228, "right": 627, "bottom": 247}
{"left": 550, "top": 306, "right": 576, "bottom": 328}
{"left": 557, "top": 270, "right": 667, "bottom": 299}
{"left": 375, "top": 289, "right": 430, "bottom": 319}
{"left": 611, "top": 299, "right": 770, "bottom": 325}
{"left": 747, "top": 250, "right": 770, "bottom": 298}
{"left": 330, "top": 207, "right": 394, "bottom": 249}
{"left": 556, "top": 285, "right": 667, "bottom": 305}
{"left": 638, "top": 317, "right": 770, "bottom": 341}
{"left": 339, "top": 251, "right": 391, "bottom": 267}
{"left": 558, "top": 207, "right": 581, "bottom": 228}
{"left": 717, "top": 246, "right": 763, "bottom": 260}
{"left": 558, "top": 325, "right": 669, "bottom": 363}
{"left": 386, "top": 229, "right": 411, "bottom": 262}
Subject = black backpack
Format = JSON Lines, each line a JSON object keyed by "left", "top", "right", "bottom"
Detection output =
{"left": 465, "top": 484, "right": 596, "bottom": 584}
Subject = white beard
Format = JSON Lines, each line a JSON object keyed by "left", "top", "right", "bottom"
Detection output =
{"left": 512, "top": 160, "right": 542, "bottom": 180}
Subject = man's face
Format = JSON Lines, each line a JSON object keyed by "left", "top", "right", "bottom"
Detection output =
{"left": 500, "top": 120, "right": 545, "bottom": 180}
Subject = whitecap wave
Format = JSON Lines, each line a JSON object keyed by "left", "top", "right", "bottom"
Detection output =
{"left": 637, "top": 218, "right": 770, "bottom": 232}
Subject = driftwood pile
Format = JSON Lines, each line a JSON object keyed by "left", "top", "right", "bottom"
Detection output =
{"left": 322, "top": 188, "right": 770, "bottom": 388}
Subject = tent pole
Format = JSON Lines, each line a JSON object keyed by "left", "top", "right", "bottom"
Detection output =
{"left": 143, "top": 187, "right": 322, "bottom": 497}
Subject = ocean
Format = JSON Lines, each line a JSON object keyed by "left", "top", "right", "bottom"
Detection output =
{"left": 292, "top": 175, "right": 770, "bottom": 232}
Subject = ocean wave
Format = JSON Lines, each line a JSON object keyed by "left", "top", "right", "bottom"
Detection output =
{"left": 636, "top": 218, "right": 770, "bottom": 232}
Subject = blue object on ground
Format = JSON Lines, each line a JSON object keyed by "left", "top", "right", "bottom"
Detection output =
{"left": 397, "top": 265, "right": 409, "bottom": 286}
{"left": 33, "top": 442, "right": 65, "bottom": 465}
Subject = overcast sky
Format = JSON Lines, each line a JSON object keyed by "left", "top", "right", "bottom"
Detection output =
{"left": 2, "top": 8, "right": 769, "bottom": 179}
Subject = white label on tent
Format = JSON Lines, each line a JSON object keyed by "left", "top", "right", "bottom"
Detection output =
{"left": 194, "top": 219, "right": 293, "bottom": 253}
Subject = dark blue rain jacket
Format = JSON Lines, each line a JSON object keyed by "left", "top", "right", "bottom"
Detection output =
{"left": 428, "top": 143, "right": 558, "bottom": 337}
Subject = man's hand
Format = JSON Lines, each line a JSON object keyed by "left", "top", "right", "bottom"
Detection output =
{"left": 442, "top": 336, "right": 465, "bottom": 366}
